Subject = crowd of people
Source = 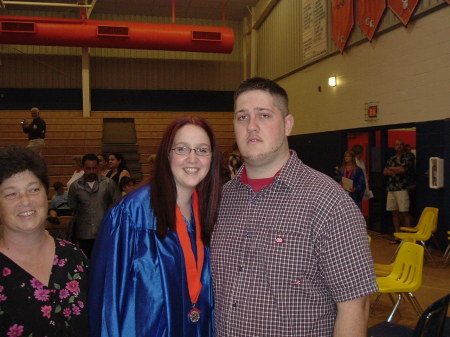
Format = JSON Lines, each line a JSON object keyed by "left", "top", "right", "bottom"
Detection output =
{"left": 1, "top": 78, "right": 380, "bottom": 337}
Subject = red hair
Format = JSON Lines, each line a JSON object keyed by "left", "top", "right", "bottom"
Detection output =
{"left": 150, "top": 116, "right": 222, "bottom": 245}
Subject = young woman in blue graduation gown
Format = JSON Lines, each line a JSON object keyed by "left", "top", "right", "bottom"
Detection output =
{"left": 88, "top": 116, "right": 222, "bottom": 337}
{"left": 336, "top": 150, "right": 366, "bottom": 210}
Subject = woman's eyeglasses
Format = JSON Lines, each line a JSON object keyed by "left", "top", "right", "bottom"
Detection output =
{"left": 171, "top": 146, "right": 211, "bottom": 156}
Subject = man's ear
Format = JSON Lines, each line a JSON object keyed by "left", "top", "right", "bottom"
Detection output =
{"left": 284, "top": 114, "right": 294, "bottom": 136}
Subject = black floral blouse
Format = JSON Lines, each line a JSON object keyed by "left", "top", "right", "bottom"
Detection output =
{"left": 0, "top": 238, "right": 88, "bottom": 337}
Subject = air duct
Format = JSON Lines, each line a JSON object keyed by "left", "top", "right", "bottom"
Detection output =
{"left": 0, "top": 15, "right": 234, "bottom": 53}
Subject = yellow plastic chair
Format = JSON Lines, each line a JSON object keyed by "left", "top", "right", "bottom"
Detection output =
{"left": 374, "top": 237, "right": 415, "bottom": 276}
{"left": 399, "top": 207, "right": 438, "bottom": 233}
{"left": 372, "top": 242, "right": 424, "bottom": 322}
{"left": 393, "top": 209, "right": 437, "bottom": 262}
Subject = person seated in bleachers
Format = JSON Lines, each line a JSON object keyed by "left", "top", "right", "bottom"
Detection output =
{"left": 48, "top": 181, "right": 72, "bottom": 218}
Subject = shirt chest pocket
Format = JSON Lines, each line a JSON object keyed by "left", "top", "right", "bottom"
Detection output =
{"left": 259, "top": 228, "right": 316, "bottom": 285}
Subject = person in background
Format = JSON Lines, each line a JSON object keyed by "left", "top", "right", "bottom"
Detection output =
{"left": 211, "top": 77, "right": 377, "bottom": 337}
{"left": 97, "top": 153, "right": 110, "bottom": 177}
{"left": 0, "top": 145, "right": 88, "bottom": 336}
{"left": 68, "top": 154, "right": 121, "bottom": 258}
{"left": 89, "top": 116, "right": 222, "bottom": 337}
{"left": 337, "top": 150, "right": 366, "bottom": 210}
{"left": 47, "top": 181, "right": 72, "bottom": 225}
{"left": 21, "top": 107, "right": 46, "bottom": 156}
{"left": 119, "top": 176, "right": 137, "bottom": 195}
{"left": 383, "top": 139, "right": 415, "bottom": 237}
{"left": 351, "top": 144, "right": 373, "bottom": 200}
{"left": 106, "top": 153, "right": 131, "bottom": 186}
{"left": 66, "top": 156, "right": 84, "bottom": 190}
{"left": 227, "top": 153, "right": 243, "bottom": 180}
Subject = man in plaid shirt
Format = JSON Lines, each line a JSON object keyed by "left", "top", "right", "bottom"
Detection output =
{"left": 211, "top": 77, "right": 378, "bottom": 337}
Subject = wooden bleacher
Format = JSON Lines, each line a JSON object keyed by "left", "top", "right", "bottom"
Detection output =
{"left": 2, "top": 109, "right": 235, "bottom": 238}
{"left": 1, "top": 108, "right": 235, "bottom": 188}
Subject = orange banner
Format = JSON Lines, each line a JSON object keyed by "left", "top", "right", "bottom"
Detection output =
{"left": 332, "top": 0, "right": 354, "bottom": 53}
{"left": 357, "top": 0, "right": 386, "bottom": 41}
{"left": 388, "top": 0, "right": 420, "bottom": 26}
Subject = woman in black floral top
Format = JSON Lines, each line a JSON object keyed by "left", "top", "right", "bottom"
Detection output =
{"left": 0, "top": 145, "right": 88, "bottom": 337}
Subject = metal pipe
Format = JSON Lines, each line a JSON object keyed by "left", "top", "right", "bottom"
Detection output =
{"left": 3, "top": 1, "right": 92, "bottom": 8}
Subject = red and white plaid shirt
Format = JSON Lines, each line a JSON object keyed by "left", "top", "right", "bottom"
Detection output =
{"left": 211, "top": 151, "right": 378, "bottom": 337}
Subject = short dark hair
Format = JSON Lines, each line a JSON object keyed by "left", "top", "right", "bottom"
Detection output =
{"left": 82, "top": 153, "right": 99, "bottom": 165}
{"left": 234, "top": 77, "right": 289, "bottom": 116}
{"left": 0, "top": 145, "right": 49, "bottom": 192}
{"left": 351, "top": 144, "right": 363, "bottom": 156}
{"left": 119, "top": 176, "right": 136, "bottom": 191}
{"left": 53, "top": 181, "right": 64, "bottom": 191}
{"left": 151, "top": 116, "right": 222, "bottom": 245}
{"left": 97, "top": 153, "right": 108, "bottom": 162}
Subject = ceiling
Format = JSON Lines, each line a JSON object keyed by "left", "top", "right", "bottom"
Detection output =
{"left": 0, "top": 0, "right": 259, "bottom": 21}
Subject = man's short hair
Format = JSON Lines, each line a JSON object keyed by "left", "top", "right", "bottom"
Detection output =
{"left": 351, "top": 145, "right": 364, "bottom": 156}
{"left": 53, "top": 181, "right": 64, "bottom": 191}
{"left": 234, "top": 77, "right": 289, "bottom": 116}
{"left": 82, "top": 153, "right": 99, "bottom": 165}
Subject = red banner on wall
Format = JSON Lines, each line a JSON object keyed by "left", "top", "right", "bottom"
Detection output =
{"left": 332, "top": 0, "right": 354, "bottom": 53}
{"left": 357, "top": 0, "right": 386, "bottom": 41}
{"left": 445, "top": 0, "right": 450, "bottom": 4}
{"left": 388, "top": 0, "right": 420, "bottom": 26}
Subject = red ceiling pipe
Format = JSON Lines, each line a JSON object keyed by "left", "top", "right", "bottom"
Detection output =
{"left": 0, "top": 15, "right": 234, "bottom": 53}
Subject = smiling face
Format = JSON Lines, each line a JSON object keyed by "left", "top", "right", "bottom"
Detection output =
{"left": 234, "top": 90, "right": 293, "bottom": 175}
{"left": 108, "top": 155, "right": 121, "bottom": 170}
{"left": 0, "top": 170, "right": 48, "bottom": 234}
{"left": 169, "top": 124, "right": 212, "bottom": 197}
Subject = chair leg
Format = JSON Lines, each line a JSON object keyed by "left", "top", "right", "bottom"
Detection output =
{"left": 443, "top": 243, "right": 450, "bottom": 263}
{"left": 403, "top": 292, "right": 423, "bottom": 317}
{"left": 420, "top": 241, "right": 435, "bottom": 265}
{"left": 390, "top": 240, "right": 404, "bottom": 263}
{"left": 387, "top": 293, "right": 402, "bottom": 322}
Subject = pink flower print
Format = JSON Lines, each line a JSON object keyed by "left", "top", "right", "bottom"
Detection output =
{"left": 72, "top": 305, "right": 81, "bottom": 315}
{"left": 53, "top": 256, "right": 59, "bottom": 265}
{"left": 59, "top": 240, "right": 68, "bottom": 246}
{"left": 66, "top": 280, "right": 80, "bottom": 293}
{"left": 30, "top": 278, "right": 43, "bottom": 289}
{"left": 41, "top": 305, "right": 52, "bottom": 319}
{"left": 76, "top": 265, "right": 84, "bottom": 272}
{"left": 2, "top": 267, "right": 11, "bottom": 276}
{"left": 34, "top": 288, "right": 50, "bottom": 301}
{"left": 7, "top": 324, "right": 24, "bottom": 337}
{"left": 59, "top": 288, "right": 70, "bottom": 299}
{"left": 0, "top": 294, "right": 7, "bottom": 302}
{"left": 78, "top": 300, "right": 84, "bottom": 308}
{"left": 58, "top": 258, "right": 66, "bottom": 267}
{"left": 63, "top": 307, "right": 72, "bottom": 317}
{"left": 0, "top": 285, "right": 3, "bottom": 292}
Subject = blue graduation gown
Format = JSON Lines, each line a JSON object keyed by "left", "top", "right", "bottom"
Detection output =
{"left": 88, "top": 184, "right": 214, "bottom": 337}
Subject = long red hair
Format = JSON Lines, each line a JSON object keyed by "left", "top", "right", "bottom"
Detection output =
{"left": 150, "top": 116, "right": 222, "bottom": 245}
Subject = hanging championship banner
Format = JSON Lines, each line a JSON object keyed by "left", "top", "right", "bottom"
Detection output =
{"left": 332, "top": 0, "right": 354, "bottom": 53}
{"left": 357, "top": 0, "right": 386, "bottom": 41}
{"left": 388, "top": 0, "right": 420, "bottom": 26}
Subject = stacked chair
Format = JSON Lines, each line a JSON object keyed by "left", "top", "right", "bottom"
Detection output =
{"left": 392, "top": 207, "right": 438, "bottom": 263}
